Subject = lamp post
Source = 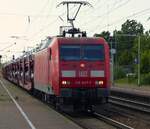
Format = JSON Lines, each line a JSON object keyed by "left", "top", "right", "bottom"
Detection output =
{"left": 138, "top": 36, "right": 141, "bottom": 86}
{"left": 0, "top": 55, "right": 2, "bottom": 68}
{"left": 110, "top": 37, "right": 116, "bottom": 86}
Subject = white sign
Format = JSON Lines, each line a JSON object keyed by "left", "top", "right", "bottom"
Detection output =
{"left": 110, "top": 49, "right": 116, "bottom": 54}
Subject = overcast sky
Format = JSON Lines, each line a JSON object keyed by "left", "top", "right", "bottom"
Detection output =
{"left": 0, "top": 0, "right": 150, "bottom": 61}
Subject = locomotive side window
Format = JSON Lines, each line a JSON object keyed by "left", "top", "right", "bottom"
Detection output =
{"left": 49, "top": 48, "right": 52, "bottom": 60}
{"left": 60, "top": 44, "right": 104, "bottom": 61}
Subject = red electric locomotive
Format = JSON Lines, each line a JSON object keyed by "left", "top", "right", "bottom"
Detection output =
{"left": 3, "top": 36, "right": 110, "bottom": 112}
{"left": 2, "top": 1, "right": 110, "bottom": 112}
{"left": 36, "top": 37, "right": 110, "bottom": 111}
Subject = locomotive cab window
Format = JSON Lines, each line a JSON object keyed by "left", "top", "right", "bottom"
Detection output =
{"left": 60, "top": 44, "right": 104, "bottom": 61}
{"left": 60, "top": 45, "right": 80, "bottom": 61}
{"left": 83, "top": 45, "right": 104, "bottom": 61}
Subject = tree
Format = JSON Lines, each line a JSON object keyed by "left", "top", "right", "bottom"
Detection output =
{"left": 133, "top": 35, "right": 150, "bottom": 74}
{"left": 94, "top": 31, "right": 111, "bottom": 47}
{"left": 141, "top": 50, "right": 150, "bottom": 73}
{"left": 114, "top": 19, "right": 144, "bottom": 66}
{"left": 121, "top": 19, "right": 144, "bottom": 35}
{"left": 94, "top": 31, "right": 110, "bottom": 42}
{"left": 145, "top": 30, "right": 150, "bottom": 36}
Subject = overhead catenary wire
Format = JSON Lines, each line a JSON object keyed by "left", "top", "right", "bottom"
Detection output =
{"left": 0, "top": 42, "right": 16, "bottom": 51}
{"left": 28, "top": 0, "right": 96, "bottom": 41}
{"left": 27, "top": 0, "right": 130, "bottom": 42}
{"left": 27, "top": 3, "right": 79, "bottom": 41}
{"left": 0, "top": 42, "right": 14, "bottom": 44}
{"left": 76, "top": 0, "right": 126, "bottom": 26}
{"left": 90, "top": 7, "right": 150, "bottom": 34}
{"left": 30, "top": 0, "right": 50, "bottom": 24}
{"left": 0, "top": 12, "right": 58, "bottom": 17}
{"left": 1, "top": 0, "right": 149, "bottom": 51}
{"left": 22, "top": 0, "right": 129, "bottom": 42}
{"left": 80, "top": 0, "right": 131, "bottom": 29}
{"left": 20, "top": 0, "right": 58, "bottom": 49}
{"left": 23, "top": 0, "right": 52, "bottom": 38}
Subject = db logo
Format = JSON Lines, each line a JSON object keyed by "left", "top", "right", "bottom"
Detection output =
{"left": 79, "top": 71, "right": 88, "bottom": 77}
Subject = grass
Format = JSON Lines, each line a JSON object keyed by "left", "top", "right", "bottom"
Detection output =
{"left": 114, "top": 77, "right": 150, "bottom": 92}
{"left": 0, "top": 94, "right": 11, "bottom": 102}
{"left": 115, "top": 77, "right": 137, "bottom": 85}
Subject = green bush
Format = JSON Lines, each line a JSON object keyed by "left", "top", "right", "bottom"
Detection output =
{"left": 114, "top": 66, "right": 126, "bottom": 80}
{"left": 141, "top": 72, "right": 150, "bottom": 85}
{"left": 127, "top": 74, "right": 136, "bottom": 83}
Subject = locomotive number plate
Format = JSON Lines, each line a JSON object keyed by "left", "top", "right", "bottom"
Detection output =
{"left": 79, "top": 71, "right": 88, "bottom": 77}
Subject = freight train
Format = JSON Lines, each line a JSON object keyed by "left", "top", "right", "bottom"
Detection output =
{"left": 2, "top": 36, "right": 110, "bottom": 112}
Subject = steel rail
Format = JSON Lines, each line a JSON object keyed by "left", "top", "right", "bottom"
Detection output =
{"left": 59, "top": 113, "right": 92, "bottom": 129}
{"left": 40, "top": 95, "right": 132, "bottom": 129}
{"left": 93, "top": 112, "right": 134, "bottom": 129}
{"left": 109, "top": 96, "right": 150, "bottom": 113}
{"left": 43, "top": 100, "right": 129, "bottom": 129}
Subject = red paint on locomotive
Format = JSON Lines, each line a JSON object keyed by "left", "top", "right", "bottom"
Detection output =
{"left": 3, "top": 36, "right": 110, "bottom": 111}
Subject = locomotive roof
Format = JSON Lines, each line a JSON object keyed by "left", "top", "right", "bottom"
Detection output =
{"left": 35, "top": 36, "right": 106, "bottom": 52}
{"left": 55, "top": 36, "right": 107, "bottom": 44}
{"left": 3, "top": 36, "right": 107, "bottom": 65}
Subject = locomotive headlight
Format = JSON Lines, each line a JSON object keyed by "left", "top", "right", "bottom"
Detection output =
{"left": 62, "top": 81, "right": 67, "bottom": 85}
{"left": 95, "top": 81, "right": 104, "bottom": 85}
{"left": 62, "top": 81, "right": 70, "bottom": 85}
{"left": 98, "top": 81, "right": 104, "bottom": 85}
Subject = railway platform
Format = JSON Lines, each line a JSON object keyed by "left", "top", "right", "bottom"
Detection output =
{"left": 0, "top": 78, "right": 82, "bottom": 129}
{"left": 111, "top": 84, "right": 150, "bottom": 97}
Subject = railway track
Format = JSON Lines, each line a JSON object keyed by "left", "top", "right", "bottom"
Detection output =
{"left": 40, "top": 96, "right": 134, "bottom": 129}
{"left": 93, "top": 112, "right": 134, "bottom": 129}
{"left": 27, "top": 85, "right": 135, "bottom": 129}
{"left": 1, "top": 78, "right": 135, "bottom": 129}
{"left": 1, "top": 78, "right": 136, "bottom": 129}
{"left": 60, "top": 111, "right": 134, "bottom": 129}
{"left": 29, "top": 87, "right": 134, "bottom": 129}
{"left": 110, "top": 88, "right": 150, "bottom": 104}
{"left": 109, "top": 96, "right": 150, "bottom": 114}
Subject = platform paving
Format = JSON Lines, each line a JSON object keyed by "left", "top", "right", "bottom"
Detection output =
{"left": 0, "top": 78, "right": 83, "bottom": 129}
{"left": 111, "top": 84, "right": 150, "bottom": 97}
